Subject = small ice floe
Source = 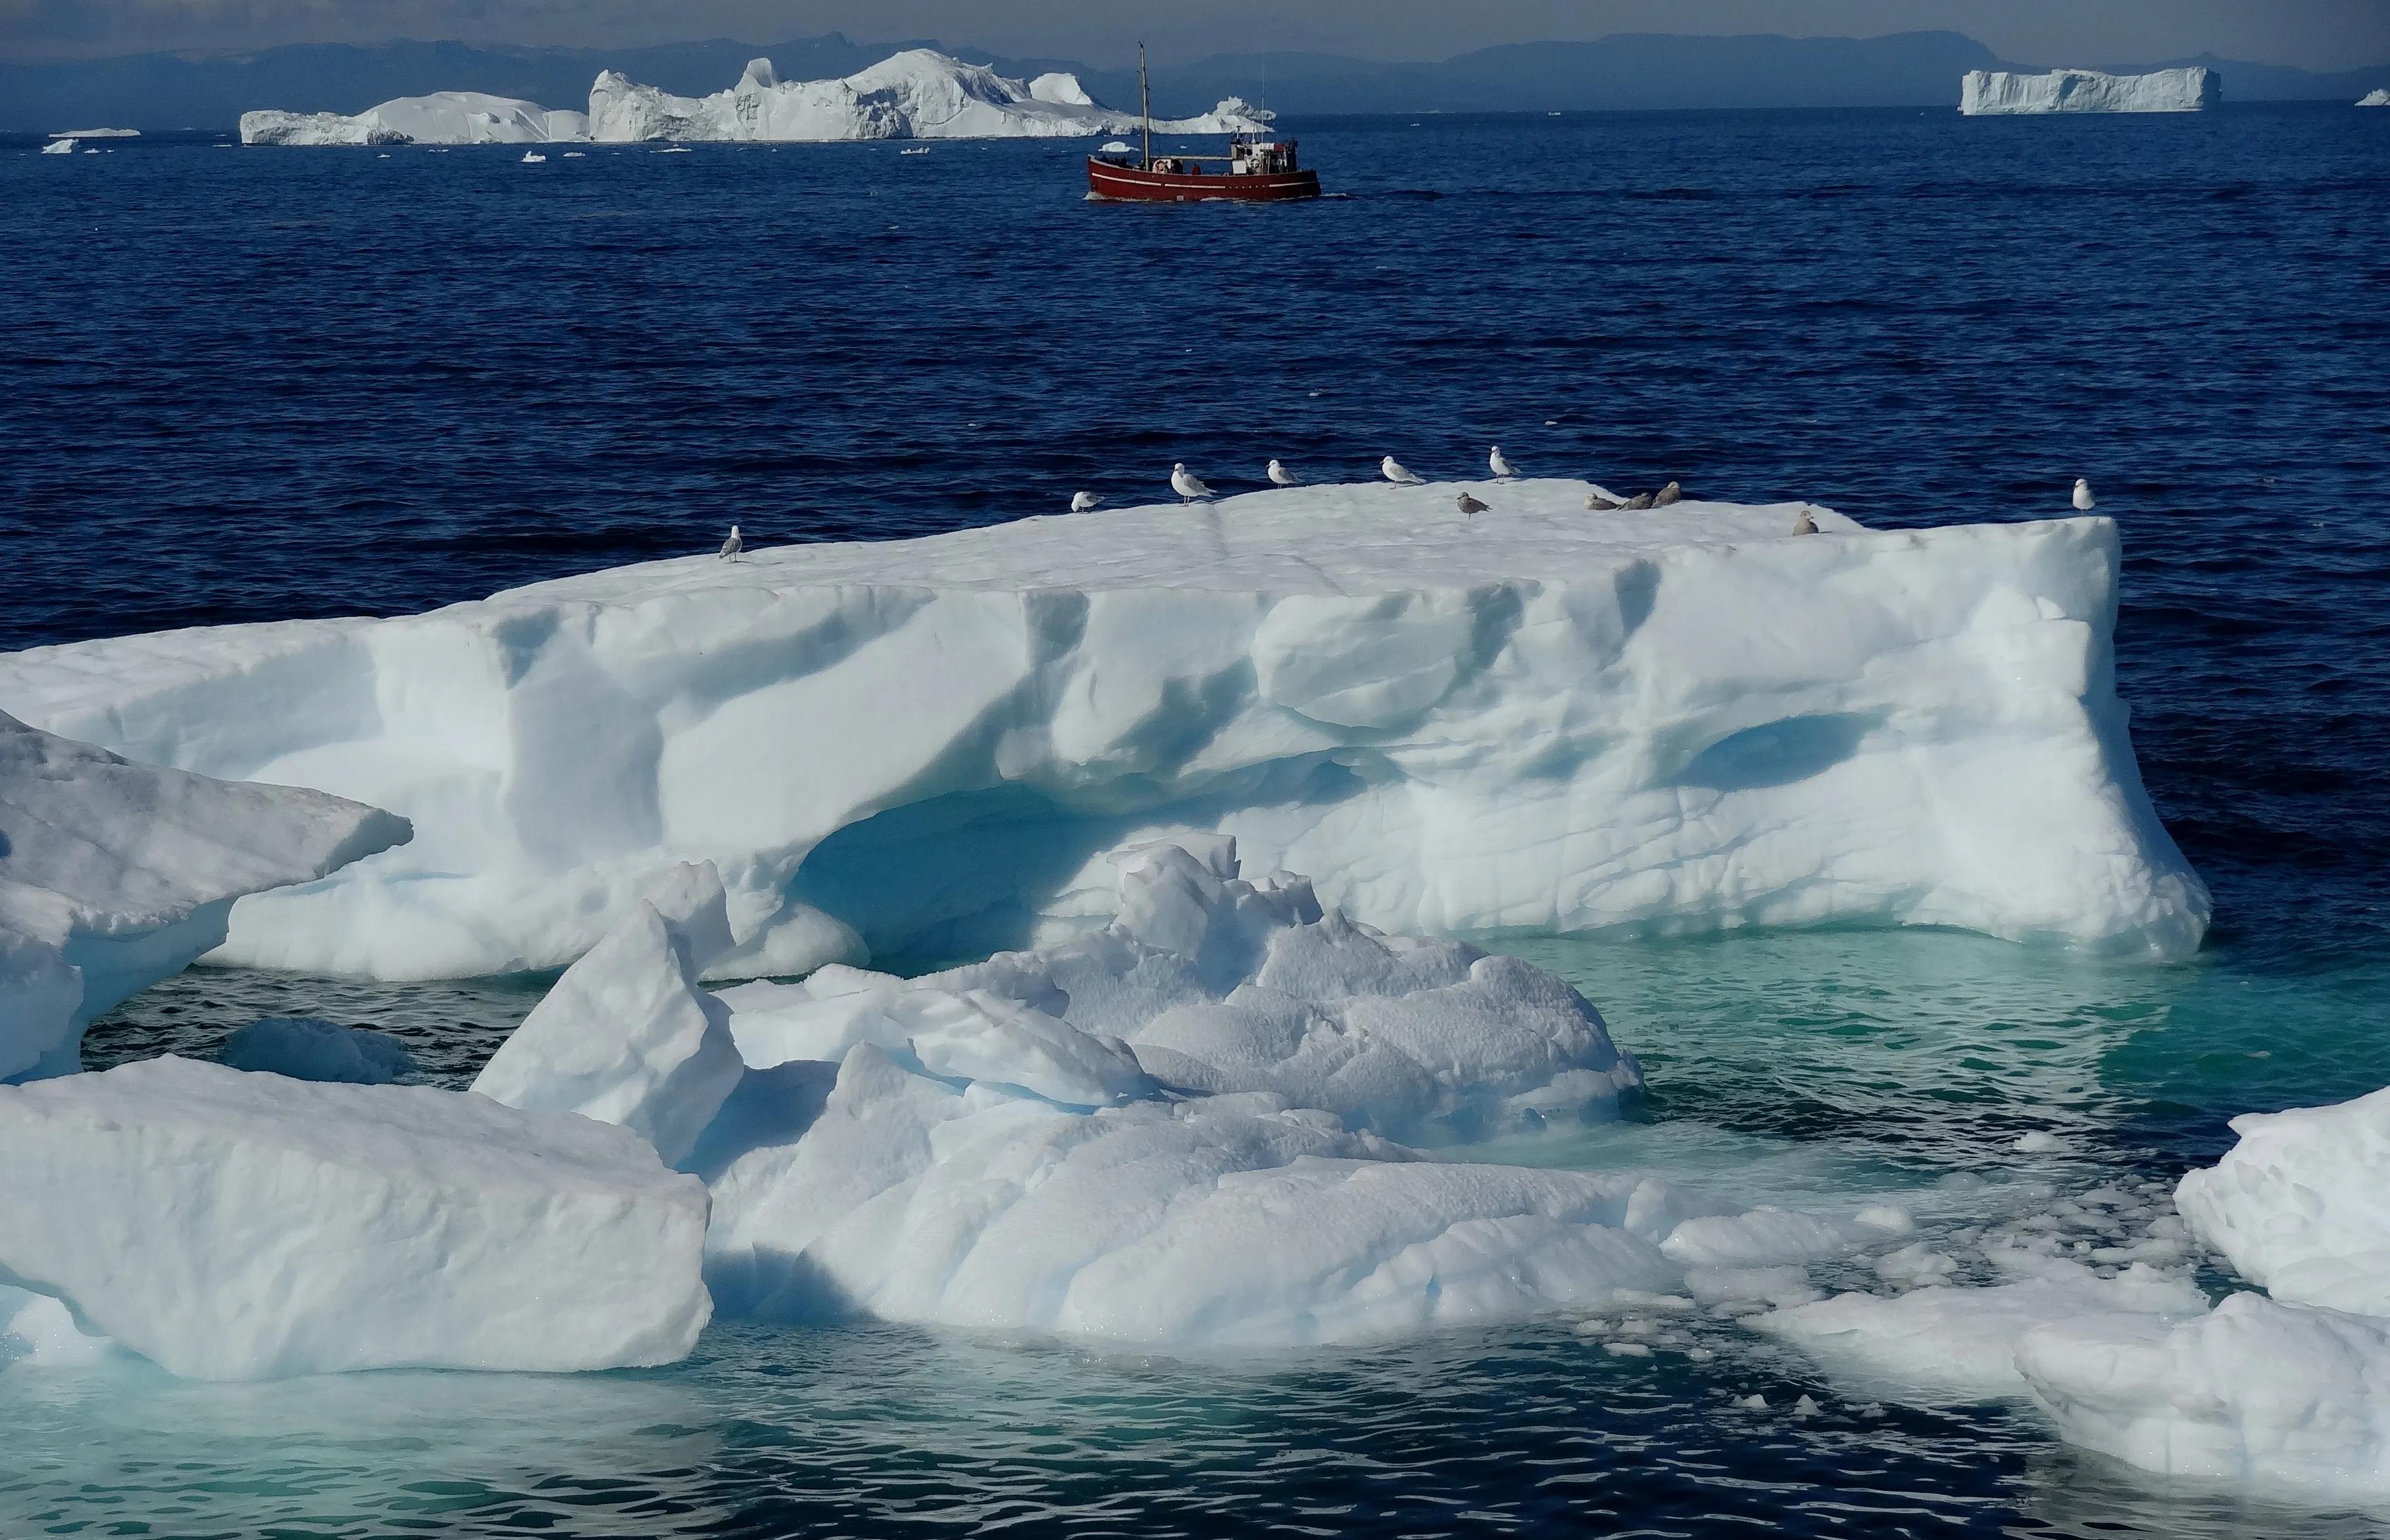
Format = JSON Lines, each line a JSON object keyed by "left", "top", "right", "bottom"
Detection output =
{"left": 221, "top": 1017, "right": 414, "bottom": 1085}
{"left": 40, "top": 138, "right": 76, "bottom": 155}
{"left": 2014, "top": 1129, "right": 2070, "bottom": 1154}
{"left": 522, "top": 151, "right": 546, "bottom": 163}
{"left": 1380, "top": 455, "right": 1424, "bottom": 485}
{"left": 1102, "top": 140, "right": 1133, "bottom": 151}
{"left": 899, "top": 146, "right": 930, "bottom": 155}
{"left": 563, "top": 151, "right": 586, "bottom": 157}
{"left": 1734, "top": 1393, "right": 1768, "bottom": 1411}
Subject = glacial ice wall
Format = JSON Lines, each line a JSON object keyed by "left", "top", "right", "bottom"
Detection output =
{"left": 240, "top": 92, "right": 591, "bottom": 146}
{"left": 1960, "top": 67, "right": 2220, "bottom": 115}
{"left": 0, "top": 480, "right": 2209, "bottom": 982}
{"left": 588, "top": 50, "right": 1266, "bottom": 143}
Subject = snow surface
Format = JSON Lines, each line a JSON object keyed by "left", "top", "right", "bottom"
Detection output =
{"left": 0, "top": 1056, "right": 710, "bottom": 1380}
{"left": 2019, "top": 1292, "right": 2390, "bottom": 1495}
{"left": 1960, "top": 67, "right": 2220, "bottom": 115}
{"left": 2176, "top": 1086, "right": 2390, "bottom": 1316}
{"left": 472, "top": 861, "right": 747, "bottom": 1167}
{"left": 0, "top": 710, "right": 409, "bottom": 1081}
{"left": 221, "top": 1017, "right": 414, "bottom": 1083}
{"left": 240, "top": 92, "right": 590, "bottom": 146}
{"left": 0, "top": 483, "right": 2206, "bottom": 983}
{"left": 588, "top": 50, "right": 1266, "bottom": 143}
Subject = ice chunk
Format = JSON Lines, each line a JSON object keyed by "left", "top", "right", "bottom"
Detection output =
{"left": 473, "top": 861, "right": 746, "bottom": 1167}
{"left": 1, "top": 1285, "right": 113, "bottom": 1368}
{"left": 221, "top": 1017, "right": 414, "bottom": 1084}
{"left": 2175, "top": 1085, "right": 2390, "bottom": 1315}
{"left": 0, "top": 710, "right": 409, "bottom": 1081}
{"left": 1760, "top": 1250, "right": 2208, "bottom": 1402}
{"left": 706, "top": 1042, "right": 1709, "bottom": 1345}
{"left": 0, "top": 1057, "right": 710, "bottom": 1380}
{"left": 1960, "top": 67, "right": 2220, "bottom": 115}
{"left": 1660, "top": 1205, "right": 1907, "bottom": 1267}
{"left": 588, "top": 48, "right": 1266, "bottom": 143}
{"left": 2019, "top": 1292, "right": 2390, "bottom": 1494}
{"left": 2361, "top": 89, "right": 2390, "bottom": 108}
{"left": 240, "top": 92, "right": 590, "bottom": 145}
{"left": 0, "top": 493, "right": 2207, "bottom": 982}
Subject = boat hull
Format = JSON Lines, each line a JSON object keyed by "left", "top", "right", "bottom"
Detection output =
{"left": 1087, "top": 159, "right": 1321, "bottom": 203}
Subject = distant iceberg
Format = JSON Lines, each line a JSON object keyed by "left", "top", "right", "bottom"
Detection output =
{"left": 240, "top": 91, "right": 590, "bottom": 146}
{"left": 2361, "top": 88, "right": 2390, "bottom": 107}
{"left": 588, "top": 49, "right": 1269, "bottom": 143}
{"left": 1960, "top": 67, "right": 2220, "bottom": 115}
{"left": 50, "top": 127, "right": 137, "bottom": 139}
{"left": 37, "top": 139, "right": 74, "bottom": 155}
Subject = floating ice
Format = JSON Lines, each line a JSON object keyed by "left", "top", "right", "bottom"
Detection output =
{"left": 38, "top": 139, "right": 77, "bottom": 154}
{"left": 0, "top": 1285, "right": 113, "bottom": 1369}
{"left": 1960, "top": 67, "right": 2220, "bottom": 115}
{"left": 2361, "top": 89, "right": 2390, "bottom": 108}
{"left": 0, "top": 1056, "right": 710, "bottom": 1380}
{"left": 221, "top": 1017, "right": 414, "bottom": 1084}
{"left": 0, "top": 485, "right": 2207, "bottom": 984}
{"left": 589, "top": 50, "right": 1268, "bottom": 143}
{"left": 2176, "top": 1085, "right": 2390, "bottom": 1316}
{"left": 2019, "top": 1292, "right": 2390, "bottom": 1494}
{"left": 0, "top": 710, "right": 409, "bottom": 1081}
{"left": 472, "top": 861, "right": 746, "bottom": 1167}
{"left": 240, "top": 92, "right": 591, "bottom": 146}
{"left": 1661, "top": 1204, "right": 1910, "bottom": 1267}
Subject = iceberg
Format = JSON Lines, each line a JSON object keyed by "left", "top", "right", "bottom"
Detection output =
{"left": 2018, "top": 1293, "right": 2390, "bottom": 1495}
{"left": 37, "top": 139, "right": 75, "bottom": 155}
{"left": 50, "top": 127, "right": 138, "bottom": 138}
{"left": 220, "top": 1017, "right": 415, "bottom": 1083}
{"left": 2361, "top": 89, "right": 2390, "bottom": 107}
{"left": 0, "top": 710, "right": 409, "bottom": 1081}
{"left": 240, "top": 92, "right": 590, "bottom": 146}
{"left": 1960, "top": 67, "right": 2220, "bottom": 115}
{"left": 588, "top": 50, "right": 1268, "bottom": 143}
{"left": 0, "top": 1056, "right": 710, "bottom": 1380}
{"left": 0, "top": 482, "right": 2208, "bottom": 985}
{"left": 2175, "top": 1085, "right": 2390, "bottom": 1316}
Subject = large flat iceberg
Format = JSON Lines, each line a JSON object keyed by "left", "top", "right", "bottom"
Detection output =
{"left": 240, "top": 92, "right": 590, "bottom": 146}
{"left": 590, "top": 50, "right": 1265, "bottom": 143}
{"left": 0, "top": 481, "right": 2208, "bottom": 983}
{"left": 0, "top": 1056, "right": 710, "bottom": 1380}
{"left": 1960, "top": 67, "right": 2220, "bottom": 115}
{"left": 1, "top": 710, "right": 409, "bottom": 1081}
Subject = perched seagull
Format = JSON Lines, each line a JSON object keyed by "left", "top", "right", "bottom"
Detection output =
{"left": 717, "top": 524, "right": 744, "bottom": 560}
{"left": 1381, "top": 455, "right": 1424, "bottom": 486}
{"left": 2073, "top": 478, "right": 2097, "bottom": 510}
{"left": 1792, "top": 509, "right": 1819, "bottom": 535}
{"left": 1621, "top": 491, "right": 1657, "bottom": 511}
{"left": 1071, "top": 491, "right": 1101, "bottom": 513}
{"left": 1455, "top": 491, "right": 1489, "bottom": 518}
{"left": 1266, "top": 459, "right": 1299, "bottom": 487}
{"left": 1585, "top": 488, "right": 1622, "bottom": 511}
{"left": 1171, "top": 463, "right": 1214, "bottom": 503}
{"left": 1489, "top": 446, "right": 1518, "bottom": 480}
{"left": 1652, "top": 481, "right": 1683, "bottom": 508}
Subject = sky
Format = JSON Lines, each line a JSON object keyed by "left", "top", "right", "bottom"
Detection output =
{"left": 5, "top": 0, "right": 2387, "bottom": 71}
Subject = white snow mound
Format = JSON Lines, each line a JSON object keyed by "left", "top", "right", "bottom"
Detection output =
{"left": 0, "top": 485, "right": 2207, "bottom": 983}
{"left": 2019, "top": 1292, "right": 2390, "bottom": 1494}
{"left": 1960, "top": 67, "right": 2220, "bottom": 115}
{"left": 2176, "top": 1086, "right": 2390, "bottom": 1316}
{"left": 589, "top": 48, "right": 1267, "bottom": 143}
{"left": 0, "top": 1056, "right": 710, "bottom": 1380}
{"left": 240, "top": 92, "right": 590, "bottom": 146}
{"left": 1, "top": 710, "right": 409, "bottom": 1081}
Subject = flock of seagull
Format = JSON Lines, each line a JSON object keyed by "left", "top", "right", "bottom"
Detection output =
{"left": 713, "top": 459, "right": 2105, "bottom": 561}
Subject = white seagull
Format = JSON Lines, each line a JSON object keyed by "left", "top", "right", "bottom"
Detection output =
{"left": 1071, "top": 491, "right": 1101, "bottom": 513}
{"left": 1489, "top": 446, "right": 1518, "bottom": 480}
{"left": 1381, "top": 455, "right": 1424, "bottom": 486}
{"left": 1267, "top": 459, "right": 1299, "bottom": 487}
{"left": 1171, "top": 463, "right": 1214, "bottom": 503}
{"left": 717, "top": 524, "right": 744, "bottom": 560}
{"left": 1792, "top": 509, "right": 1819, "bottom": 535}
{"left": 2072, "top": 478, "right": 2097, "bottom": 510}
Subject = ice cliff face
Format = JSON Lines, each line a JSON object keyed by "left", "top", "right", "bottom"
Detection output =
{"left": 1960, "top": 67, "right": 2221, "bottom": 115}
{"left": 588, "top": 49, "right": 1268, "bottom": 143}
{"left": 0, "top": 711, "right": 409, "bottom": 1081}
{"left": 239, "top": 92, "right": 591, "bottom": 146}
{"left": 0, "top": 481, "right": 2209, "bottom": 983}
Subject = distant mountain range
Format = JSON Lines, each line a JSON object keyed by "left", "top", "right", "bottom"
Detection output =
{"left": 5, "top": 29, "right": 2385, "bottom": 134}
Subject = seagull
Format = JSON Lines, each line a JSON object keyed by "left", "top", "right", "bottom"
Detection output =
{"left": 1489, "top": 446, "right": 1518, "bottom": 480}
{"left": 2072, "top": 478, "right": 2097, "bottom": 510}
{"left": 1455, "top": 492, "right": 1489, "bottom": 518}
{"left": 1171, "top": 463, "right": 1213, "bottom": 503}
{"left": 1266, "top": 459, "right": 1299, "bottom": 487}
{"left": 1621, "top": 492, "right": 1657, "bottom": 510}
{"left": 1585, "top": 491, "right": 1621, "bottom": 511}
{"left": 1652, "top": 481, "right": 1683, "bottom": 507}
{"left": 1381, "top": 455, "right": 1424, "bottom": 486}
{"left": 717, "top": 524, "right": 744, "bottom": 560}
{"left": 1071, "top": 491, "right": 1101, "bottom": 513}
{"left": 1792, "top": 509, "right": 1819, "bottom": 535}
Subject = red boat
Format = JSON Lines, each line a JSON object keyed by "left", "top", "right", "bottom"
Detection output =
{"left": 1086, "top": 47, "right": 1321, "bottom": 204}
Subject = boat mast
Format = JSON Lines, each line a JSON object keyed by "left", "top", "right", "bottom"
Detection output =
{"left": 1139, "top": 43, "right": 1151, "bottom": 168}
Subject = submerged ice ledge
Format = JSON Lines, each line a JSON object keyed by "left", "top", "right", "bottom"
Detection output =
{"left": 0, "top": 479, "right": 2209, "bottom": 983}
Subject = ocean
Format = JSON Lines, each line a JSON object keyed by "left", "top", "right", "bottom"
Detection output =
{"left": 5, "top": 102, "right": 2389, "bottom": 1536}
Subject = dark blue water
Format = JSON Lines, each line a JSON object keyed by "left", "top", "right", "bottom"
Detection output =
{"left": 9, "top": 104, "right": 2390, "bottom": 1537}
